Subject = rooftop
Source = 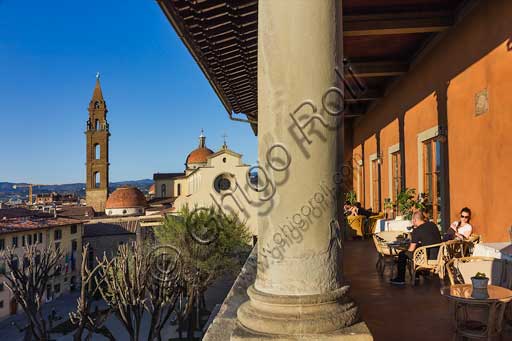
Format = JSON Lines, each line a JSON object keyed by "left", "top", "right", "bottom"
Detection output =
{"left": 57, "top": 205, "right": 95, "bottom": 219}
{"left": 0, "top": 216, "right": 81, "bottom": 234}
{"left": 83, "top": 222, "right": 137, "bottom": 238}
{"left": 105, "top": 186, "right": 147, "bottom": 209}
{"left": 153, "top": 172, "right": 185, "bottom": 181}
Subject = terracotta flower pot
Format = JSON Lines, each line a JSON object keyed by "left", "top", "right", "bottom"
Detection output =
{"left": 471, "top": 277, "right": 489, "bottom": 299}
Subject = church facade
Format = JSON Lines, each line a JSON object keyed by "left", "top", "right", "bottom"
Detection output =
{"left": 153, "top": 132, "right": 257, "bottom": 236}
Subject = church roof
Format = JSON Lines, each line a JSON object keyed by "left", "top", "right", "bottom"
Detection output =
{"left": 105, "top": 186, "right": 147, "bottom": 209}
{"left": 153, "top": 172, "right": 185, "bottom": 180}
{"left": 186, "top": 147, "right": 214, "bottom": 164}
{"left": 91, "top": 75, "right": 104, "bottom": 101}
{"left": 186, "top": 130, "right": 214, "bottom": 165}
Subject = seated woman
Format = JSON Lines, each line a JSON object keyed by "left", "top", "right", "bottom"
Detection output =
{"left": 448, "top": 207, "right": 473, "bottom": 240}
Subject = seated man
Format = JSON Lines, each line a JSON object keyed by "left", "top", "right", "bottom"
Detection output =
{"left": 390, "top": 210, "right": 441, "bottom": 285}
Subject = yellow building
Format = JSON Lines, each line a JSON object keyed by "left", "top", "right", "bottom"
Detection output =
{"left": 0, "top": 210, "right": 82, "bottom": 319}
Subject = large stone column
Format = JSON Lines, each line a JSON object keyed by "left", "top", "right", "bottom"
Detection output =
{"left": 234, "top": 1, "right": 370, "bottom": 340}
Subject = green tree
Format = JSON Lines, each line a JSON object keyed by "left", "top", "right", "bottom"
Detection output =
{"left": 154, "top": 205, "right": 251, "bottom": 339}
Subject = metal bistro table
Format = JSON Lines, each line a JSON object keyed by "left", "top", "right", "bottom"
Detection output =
{"left": 387, "top": 239, "right": 410, "bottom": 254}
{"left": 441, "top": 284, "right": 512, "bottom": 340}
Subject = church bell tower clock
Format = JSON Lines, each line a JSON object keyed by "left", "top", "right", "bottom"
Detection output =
{"left": 85, "top": 73, "right": 110, "bottom": 212}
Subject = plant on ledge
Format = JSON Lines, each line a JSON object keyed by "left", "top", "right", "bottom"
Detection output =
{"left": 346, "top": 191, "right": 357, "bottom": 205}
{"left": 395, "top": 188, "right": 425, "bottom": 220}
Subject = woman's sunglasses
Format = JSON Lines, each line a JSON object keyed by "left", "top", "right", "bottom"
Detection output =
{"left": 460, "top": 215, "right": 470, "bottom": 219}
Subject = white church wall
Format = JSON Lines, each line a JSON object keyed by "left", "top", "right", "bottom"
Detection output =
{"left": 173, "top": 151, "right": 257, "bottom": 236}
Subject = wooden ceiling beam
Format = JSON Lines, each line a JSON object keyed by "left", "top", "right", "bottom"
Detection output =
{"left": 344, "top": 11, "right": 453, "bottom": 36}
{"left": 346, "top": 61, "right": 409, "bottom": 78}
{"left": 344, "top": 88, "right": 383, "bottom": 103}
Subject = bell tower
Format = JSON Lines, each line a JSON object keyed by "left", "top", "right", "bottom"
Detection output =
{"left": 85, "top": 73, "right": 110, "bottom": 212}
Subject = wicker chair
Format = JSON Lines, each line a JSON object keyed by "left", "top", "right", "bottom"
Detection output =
{"left": 467, "top": 234, "right": 481, "bottom": 254}
{"left": 411, "top": 242, "right": 444, "bottom": 284}
{"left": 446, "top": 256, "right": 512, "bottom": 287}
{"left": 468, "top": 234, "right": 481, "bottom": 244}
{"left": 372, "top": 231, "right": 406, "bottom": 277}
{"left": 438, "top": 240, "right": 473, "bottom": 279}
{"left": 347, "top": 215, "right": 365, "bottom": 238}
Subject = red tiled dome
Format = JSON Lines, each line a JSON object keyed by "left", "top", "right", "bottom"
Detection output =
{"left": 105, "top": 186, "right": 147, "bottom": 209}
{"left": 186, "top": 147, "right": 214, "bottom": 164}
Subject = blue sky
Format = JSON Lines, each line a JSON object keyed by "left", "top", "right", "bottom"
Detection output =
{"left": 0, "top": 0, "right": 257, "bottom": 183}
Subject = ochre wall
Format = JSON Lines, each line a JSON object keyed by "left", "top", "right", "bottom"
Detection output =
{"left": 351, "top": 0, "right": 512, "bottom": 241}
{"left": 379, "top": 119, "right": 399, "bottom": 202}
{"left": 363, "top": 136, "right": 376, "bottom": 210}
{"left": 403, "top": 93, "right": 439, "bottom": 192}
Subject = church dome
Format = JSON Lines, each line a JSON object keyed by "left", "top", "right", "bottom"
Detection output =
{"left": 186, "top": 147, "right": 214, "bottom": 164}
{"left": 105, "top": 186, "right": 147, "bottom": 209}
{"left": 186, "top": 130, "right": 213, "bottom": 166}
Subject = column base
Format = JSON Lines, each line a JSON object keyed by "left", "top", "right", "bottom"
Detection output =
{"left": 233, "top": 285, "right": 370, "bottom": 340}
{"left": 232, "top": 320, "right": 372, "bottom": 341}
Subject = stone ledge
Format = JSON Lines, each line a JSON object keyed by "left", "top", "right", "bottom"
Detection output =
{"left": 203, "top": 247, "right": 373, "bottom": 341}
{"left": 232, "top": 321, "right": 373, "bottom": 341}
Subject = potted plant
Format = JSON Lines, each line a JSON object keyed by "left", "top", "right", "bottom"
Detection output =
{"left": 471, "top": 272, "right": 489, "bottom": 299}
{"left": 394, "top": 188, "right": 425, "bottom": 220}
{"left": 346, "top": 191, "right": 357, "bottom": 205}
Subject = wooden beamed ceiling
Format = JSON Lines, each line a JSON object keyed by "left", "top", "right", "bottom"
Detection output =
{"left": 158, "top": 0, "right": 468, "bottom": 132}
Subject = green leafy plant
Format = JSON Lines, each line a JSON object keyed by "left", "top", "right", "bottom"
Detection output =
{"left": 346, "top": 191, "right": 357, "bottom": 205}
{"left": 395, "top": 188, "right": 425, "bottom": 220}
{"left": 474, "top": 272, "right": 487, "bottom": 279}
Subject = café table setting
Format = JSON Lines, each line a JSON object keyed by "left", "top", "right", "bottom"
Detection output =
{"left": 386, "top": 233, "right": 411, "bottom": 254}
{"left": 441, "top": 283, "right": 512, "bottom": 340}
{"left": 376, "top": 218, "right": 413, "bottom": 232}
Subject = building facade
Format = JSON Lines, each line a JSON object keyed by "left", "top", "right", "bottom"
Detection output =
{"left": 0, "top": 214, "right": 83, "bottom": 319}
{"left": 349, "top": 0, "right": 512, "bottom": 242}
{"left": 85, "top": 74, "right": 110, "bottom": 213}
{"left": 154, "top": 132, "right": 257, "bottom": 236}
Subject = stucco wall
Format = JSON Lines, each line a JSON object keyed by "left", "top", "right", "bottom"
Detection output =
{"left": 173, "top": 151, "right": 257, "bottom": 236}
{"left": 351, "top": 0, "right": 512, "bottom": 241}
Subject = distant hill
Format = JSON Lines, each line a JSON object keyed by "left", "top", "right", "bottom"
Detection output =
{"left": 0, "top": 179, "right": 153, "bottom": 201}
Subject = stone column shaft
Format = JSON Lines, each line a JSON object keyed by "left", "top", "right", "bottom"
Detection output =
{"left": 234, "top": 1, "right": 370, "bottom": 339}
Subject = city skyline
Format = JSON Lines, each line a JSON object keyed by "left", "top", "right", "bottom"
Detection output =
{"left": 0, "top": 0, "right": 257, "bottom": 184}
